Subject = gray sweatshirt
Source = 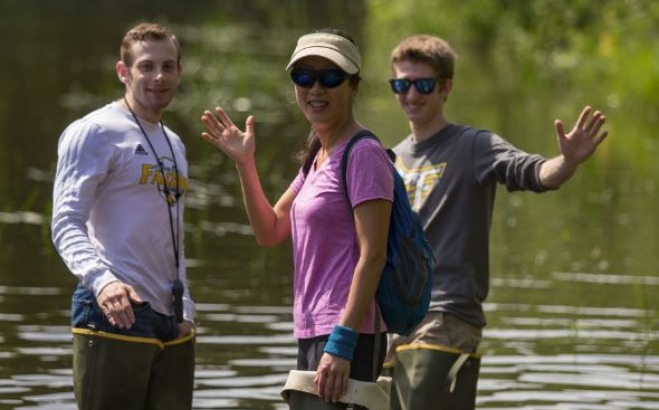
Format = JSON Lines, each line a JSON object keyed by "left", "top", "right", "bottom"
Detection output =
{"left": 393, "top": 123, "right": 549, "bottom": 327}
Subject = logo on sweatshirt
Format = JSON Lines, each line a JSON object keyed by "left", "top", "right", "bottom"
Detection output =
{"left": 395, "top": 158, "right": 447, "bottom": 210}
{"left": 138, "top": 157, "right": 188, "bottom": 205}
{"left": 134, "top": 144, "right": 148, "bottom": 156}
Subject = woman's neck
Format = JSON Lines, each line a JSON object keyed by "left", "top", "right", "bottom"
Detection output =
{"left": 315, "top": 119, "right": 363, "bottom": 153}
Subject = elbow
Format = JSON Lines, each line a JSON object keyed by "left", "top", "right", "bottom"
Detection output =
{"left": 254, "top": 236, "right": 277, "bottom": 248}
{"left": 253, "top": 233, "right": 285, "bottom": 248}
{"left": 540, "top": 179, "right": 561, "bottom": 191}
{"left": 50, "top": 215, "right": 67, "bottom": 250}
{"left": 368, "top": 250, "right": 388, "bottom": 278}
{"left": 252, "top": 221, "right": 290, "bottom": 248}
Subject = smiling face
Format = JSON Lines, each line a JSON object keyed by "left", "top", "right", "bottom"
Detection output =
{"left": 116, "top": 38, "right": 182, "bottom": 122}
{"left": 292, "top": 56, "right": 356, "bottom": 133}
{"left": 391, "top": 59, "right": 451, "bottom": 131}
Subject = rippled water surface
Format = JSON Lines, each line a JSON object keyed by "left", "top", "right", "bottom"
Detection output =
{"left": 2, "top": 236, "right": 657, "bottom": 409}
{"left": 1, "top": 1, "right": 657, "bottom": 409}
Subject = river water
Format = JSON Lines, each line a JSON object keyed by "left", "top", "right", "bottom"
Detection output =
{"left": 1, "top": 1, "right": 657, "bottom": 409}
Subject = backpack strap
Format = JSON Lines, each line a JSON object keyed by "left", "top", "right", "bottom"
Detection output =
{"left": 340, "top": 129, "right": 389, "bottom": 381}
{"left": 340, "top": 130, "right": 381, "bottom": 210}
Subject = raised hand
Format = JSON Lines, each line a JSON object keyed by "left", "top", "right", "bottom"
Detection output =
{"left": 201, "top": 107, "right": 255, "bottom": 165}
{"left": 554, "top": 106, "right": 608, "bottom": 166}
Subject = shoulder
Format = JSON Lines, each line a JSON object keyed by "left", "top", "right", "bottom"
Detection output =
{"left": 80, "top": 102, "right": 124, "bottom": 125}
{"left": 469, "top": 126, "right": 519, "bottom": 152}
{"left": 58, "top": 103, "right": 132, "bottom": 155}
{"left": 290, "top": 167, "right": 306, "bottom": 193}
{"left": 162, "top": 124, "right": 186, "bottom": 150}
{"left": 345, "top": 130, "right": 385, "bottom": 154}
{"left": 343, "top": 133, "right": 394, "bottom": 202}
{"left": 453, "top": 124, "right": 511, "bottom": 153}
{"left": 454, "top": 122, "right": 510, "bottom": 144}
{"left": 341, "top": 132, "right": 391, "bottom": 170}
{"left": 62, "top": 103, "right": 126, "bottom": 138}
{"left": 350, "top": 134, "right": 383, "bottom": 153}
{"left": 454, "top": 124, "right": 488, "bottom": 140}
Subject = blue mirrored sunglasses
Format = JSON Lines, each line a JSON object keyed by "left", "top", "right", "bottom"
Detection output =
{"left": 389, "top": 78, "right": 444, "bottom": 95}
{"left": 290, "top": 68, "right": 347, "bottom": 89}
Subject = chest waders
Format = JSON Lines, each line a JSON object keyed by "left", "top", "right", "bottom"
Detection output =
{"left": 389, "top": 344, "right": 481, "bottom": 410}
{"left": 73, "top": 329, "right": 194, "bottom": 410}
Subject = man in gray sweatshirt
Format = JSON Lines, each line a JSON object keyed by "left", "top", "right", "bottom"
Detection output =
{"left": 384, "top": 34, "right": 608, "bottom": 410}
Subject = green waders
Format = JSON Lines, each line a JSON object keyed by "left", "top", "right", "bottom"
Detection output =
{"left": 390, "top": 344, "right": 480, "bottom": 410}
{"left": 73, "top": 329, "right": 195, "bottom": 410}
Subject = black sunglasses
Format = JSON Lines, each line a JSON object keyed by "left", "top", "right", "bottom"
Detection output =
{"left": 389, "top": 77, "right": 445, "bottom": 95}
{"left": 290, "top": 68, "right": 348, "bottom": 89}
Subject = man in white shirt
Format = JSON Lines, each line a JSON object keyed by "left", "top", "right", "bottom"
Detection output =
{"left": 51, "top": 22, "right": 195, "bottom": 409}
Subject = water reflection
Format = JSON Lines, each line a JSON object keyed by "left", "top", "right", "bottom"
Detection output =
{"left": 0, "top": 212, "right": 46, "bottom": 226}
{"left": 1, "top": 1, "right": 658, "bottom": 409}
{"left": 479, "top": 354, "right": 659, "bottom": 408}
{"left": 1, "top": 272, "right": 657, "bottom": 409}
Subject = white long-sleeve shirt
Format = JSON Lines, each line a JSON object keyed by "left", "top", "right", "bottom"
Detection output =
{"left": 52, "top": 101, "right": 194, "bottom": 321}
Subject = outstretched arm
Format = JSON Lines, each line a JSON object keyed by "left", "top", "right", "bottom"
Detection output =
{"left": 539, "top": 106, "right": 608, "bottom": 189}
{"left": 201, "top": 107, "right": 293, "bottom": 247}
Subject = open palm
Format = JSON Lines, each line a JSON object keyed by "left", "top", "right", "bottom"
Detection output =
{"left": 554, "top": 106, "right": 608, "bottom": 166}
{"left": 201, "top": 107, "right": 255, "bottom": 164}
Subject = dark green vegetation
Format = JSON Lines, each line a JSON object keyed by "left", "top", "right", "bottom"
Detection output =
{"left": 0, "top": 1, "right": 657, "bottom": 408}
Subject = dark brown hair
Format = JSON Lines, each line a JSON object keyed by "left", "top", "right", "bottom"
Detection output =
{"left": 120, "top": 22, "right": 181, "bottom": 67}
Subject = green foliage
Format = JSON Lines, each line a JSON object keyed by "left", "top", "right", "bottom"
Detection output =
{"left": 359, "top": 0, "right": 659, "bottom": 188}
{"left": 366, "top": 0, "right": 659, "bottom": 117}
{"left": 361, "top": 0, "right": 659, "bottom": 287}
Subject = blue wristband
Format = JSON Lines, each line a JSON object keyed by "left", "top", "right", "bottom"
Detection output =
{"left": 324, "top": 324, "right": 359, "bottom": 361}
